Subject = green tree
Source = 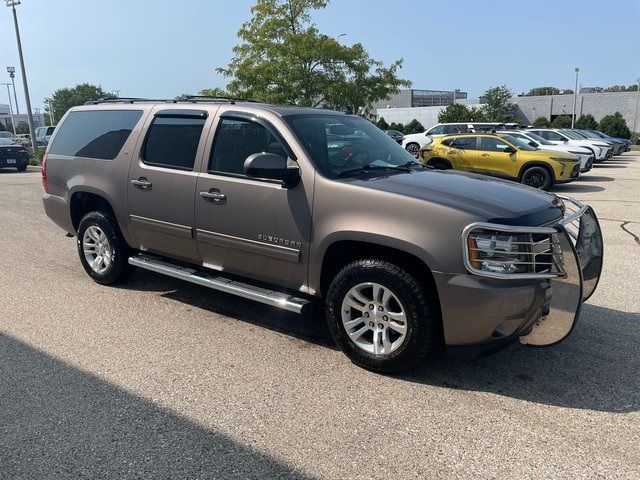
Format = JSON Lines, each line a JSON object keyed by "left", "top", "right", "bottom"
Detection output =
{"left": 388, "top": 122, "right": 404, "bottom": 134}
{"left": 16, "top": 123, "right": 30, "bottom": 134}
{"left": 532, "top": 117, "right": 550, "bottom": 127}
{"left": 45, "top": 83, "right": 116, "bottom": 123}
{"left": 438, "top": 103, "right": 471, "bottom": 123}
{"left": 403, "top": 119, "right": 425, "bottom": 135}
{"left": 375, "top": 117, "right": 389, "bottom": 130}
{"left": 598, "top": 112, "right": 631, "bottom": 139}
{"left": 0, "top": 121, "right": 5, "bottom": 132}
{"left": 482, "top": 85, "right": 516, "bottom": 122}
{"left": 550, "top": 115, "right": 572, "bottom": 128}
{"left": 216, "top": 0, "right": 410, "bottom": 112}
{"left": 526, "top": 87, "right": 561, "bottom": 96}
{"left": 198, "top": 87, "right": 229, "bottom": 98}
{"left": 575, "top": 114, "right": 598, "bottom": 130}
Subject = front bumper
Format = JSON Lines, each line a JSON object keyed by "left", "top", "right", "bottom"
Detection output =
{"left": 579, "top": 155, "right": 594, "bottom": 172}
{"left": 441, "top": 196, "right": 603, "bottom": 355}
{"left": 556, "top": 163, "right": 581, "bottom": 183}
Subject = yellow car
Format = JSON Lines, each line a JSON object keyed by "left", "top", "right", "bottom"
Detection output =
{"left": 419, "top": 133, "right": 580, "bottom": 190}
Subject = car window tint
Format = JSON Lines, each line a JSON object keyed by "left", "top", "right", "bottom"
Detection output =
{"left": 450, "top": 137, "right": 477, "bottom": 149}
{"left": 209, "top": 118, "right": 288, "bottom": 175}
{"left": 480, "top": 137, "right": 511, "bottom": 152}
{"left": 443, "top": 124, "right": 467, "bottom": 134}
{"left": 48, "top": 110, "right": 142, "bottom": 160}
{"left": 428, "top": 125, "right": 445, "bottom": 135}
{"left": 143, "top": 116, "right": 205, "bottom": 170}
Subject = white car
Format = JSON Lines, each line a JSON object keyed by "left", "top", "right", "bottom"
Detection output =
{"left": 403, "top": 122, "right": 507, "bottom": 156}
{"left": 527, "top": 128, "right": 612, "bottom": 162}
{"left": 498, "top": 130, "right": 594, "bottom": 173}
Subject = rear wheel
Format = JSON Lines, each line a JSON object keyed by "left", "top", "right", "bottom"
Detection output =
{"left": 16, "top": 165, "right": 27, "bottom": 172}
{"left": 77, "top": 211, "right": 136, "bottom": 285}
{"left": 326, "top": 259, "right": 436, "bottom": 373}
{"left": 521, "top": 166, "right": 552, "bottom": 190}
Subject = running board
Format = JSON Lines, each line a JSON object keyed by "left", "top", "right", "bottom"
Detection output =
{"left": 128, "top": 254, "right": 312, "bottom": 314}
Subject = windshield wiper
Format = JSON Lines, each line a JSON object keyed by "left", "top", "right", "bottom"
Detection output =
{"left": 337, "top": 164, "right": 411, "bottom": 177}
{"left": 400, "top": 161, "right": 432, "bottom": 170}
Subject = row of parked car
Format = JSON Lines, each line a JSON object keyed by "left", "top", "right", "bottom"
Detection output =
{"left": 0, "top": 125, "right": 57, "bottom": 172}
{"left": 384, "top": 122, "right": 630, "bottom": 190}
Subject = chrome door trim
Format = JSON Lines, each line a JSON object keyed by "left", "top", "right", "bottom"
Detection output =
{"left": 195, "top": 229, "right": 301, "bottom": 263}
{"left": 130, "top": 214, "right": 193, "bottom": 239}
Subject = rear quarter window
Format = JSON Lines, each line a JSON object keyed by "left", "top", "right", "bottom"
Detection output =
{"left": 48, "top": 110, "right": 143, "bottom": 160}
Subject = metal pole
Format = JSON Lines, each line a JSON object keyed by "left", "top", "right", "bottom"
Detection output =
{"left": 10, "top": 74, "right": 19, "bottom": 114}
{"left": 2, "top": 83, "right": 16, "bottom": 134}
{"left": 633, "top": 78, "right": 640, "bottom": 135}
{"left": 47, "top": 101, "right": 54, "bottom": 125}
{"left": 9, "top": 4, "right": 37, "bottom": 153}
{"left": 571, "top": 67, "right": 579, "bottom": 129}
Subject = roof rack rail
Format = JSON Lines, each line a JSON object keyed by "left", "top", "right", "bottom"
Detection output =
{"left": 84, "top": 95, "right": 262, "bottom": 106}
{"left": 179, "top": 94, "right": 261, "bottom": 104}
{"left": 84, "top": 97, "right": 176, "bottom": 105}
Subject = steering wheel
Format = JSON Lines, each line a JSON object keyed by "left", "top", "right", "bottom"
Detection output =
{"left": 341, "top": 146, "right": 370, "bottom": 168}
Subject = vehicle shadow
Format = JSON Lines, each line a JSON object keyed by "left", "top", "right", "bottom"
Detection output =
{"left": 122, "top": 272, "right": 639, "bottom": 413}
{"left": 593, "top": 164, "right": 628, "bottom": 168}
{"left": 0, "top": 333, "right": 312, "bottom": 479}
{"left": 399, "top": 304, "right": 640, "bottom": 414}
{"left": 121, "top": 269, "right": 335, "bottom": 349}
{"left": 579, "top": 175, "right": 614, "bottom": 182}
{"left": 550, "top": 183, "right": 605, "bottom": 193}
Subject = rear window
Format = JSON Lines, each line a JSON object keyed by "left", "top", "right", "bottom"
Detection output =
{"left": 49, "top": 110, "right": 142, "bottom": 160}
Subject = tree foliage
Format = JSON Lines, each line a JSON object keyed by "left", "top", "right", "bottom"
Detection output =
{"left": 532, "top": 117, "right": 550, "bottom": 127}
{"left": 438, "top": 103, "right": 486, "bottom": 123}
{"left": 575, "top": 114, "right": 598, "bottom": 130}
{"left": 525, "top": 87, "right": 561, "bottom": 96}
{"left": 388, "top": 122, "right": 404, "bottom": 134}
{"left": 199, "top": 87, "right": 229, "bottom": 98}
{"left": 16, "top": 123, "right": 30, "bottom": 134}
{"left": 598, "top": 112, "right": 631, "bottom": 139}
{"left": 550, "top": 115, "right": 572, "bottom": 128}
{"left": 482, "top": 85, "right": 516, "bottom": 122}
{"left": 45, "top": 83, "right": 116, "bottom": 124}
{"left": 375, "top": 117, "right": 389, "bottom": 130}
{"left": 216, "top": 0, "right": 410, "bottom": 113}
{"left": 403, "top": 119, "right": 425, "bottom": 135}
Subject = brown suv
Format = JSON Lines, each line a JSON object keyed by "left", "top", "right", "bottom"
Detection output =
{"left": 42, "top": 98, "right": 603, "bottom": 373}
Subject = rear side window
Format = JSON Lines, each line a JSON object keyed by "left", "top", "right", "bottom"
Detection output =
{"left": 143, "top": 117, "right": 206, "bottom": 171}
{"left": 49, "top": 110, "right": 142, "bottom": 160}
{"left": 443, "top": 124, "right": 467, "bottom": 134}
{"left": 209, "top": 118, "right": 288, "bottom": 176}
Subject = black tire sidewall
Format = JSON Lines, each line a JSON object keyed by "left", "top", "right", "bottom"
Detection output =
{"left": 77, "top": 211, "right": 133, "bottom": 285}
{"left": 326, "top": 260, "right": 434, "bottom": 373}
{"left": 522, "top": 166, "right": 552, "bottom": 190}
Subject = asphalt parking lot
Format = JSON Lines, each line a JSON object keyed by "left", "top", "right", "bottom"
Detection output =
{"left": 1, "top": 156, "right": 639, "bottom": 479}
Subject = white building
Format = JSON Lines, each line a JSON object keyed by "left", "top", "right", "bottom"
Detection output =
{"left": 0, "top": 102, "right": 47, "bottom": 130}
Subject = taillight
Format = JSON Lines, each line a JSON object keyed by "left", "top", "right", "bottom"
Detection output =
{"left": 41, "top": 154, "right": 49, "bottom": 193}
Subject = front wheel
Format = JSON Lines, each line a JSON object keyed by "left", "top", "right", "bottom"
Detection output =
{"left": 326, "top": 259, "right": 437, "bottom": 373}
{"left": 405, "top": 143, "right": 420, "bottom": 157}
{"left": 521, "top": 166, "right": 553, "bottom": 190}
{"left": 77, "top": 211, "right": 136, "bottom": 285}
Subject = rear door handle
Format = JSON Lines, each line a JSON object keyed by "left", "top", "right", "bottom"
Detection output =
{"left": 131, "top": 178, "right": 152, "bottom": 189}
{"left": 200, "top": 190, "right": 226, "bottom": 202}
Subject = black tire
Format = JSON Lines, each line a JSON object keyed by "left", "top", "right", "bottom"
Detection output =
{"left": 521, "top": 166, "right": 553, "bottom": 190}
{"left": 16, "top": 165, "right": 27, "bottom": 172}
{"left": 77, "top": 211, "right": 135, "bottom": 285}
{"left": 326, "top": 259, "right": 436, "bottom": 373}
{"left": 428, "top": 159, "right": 451, "bottom": 170}
{"left": 405, "top": 143, "right": 420, "bottom": 157}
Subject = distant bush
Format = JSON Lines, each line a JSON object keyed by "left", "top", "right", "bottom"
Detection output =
{"left": 403, "top": 119, "right": 425, "bottom": 135}
{"left": 532, "top": 117, "right": 550, "bottom": 127}
{"left": 575, "top": 114, "right": 598, "bottom": 130}
{"left": 598, "top": 112, "right": 631, "bottom": 139}
{"left": 375, "top": 117, "right": 389, "bottom": 130}
{"left": 550, "top": 115, "right": 572, "bottom": 128}
{"left": 388, "top": 122, "right": 404, "bottom": 134}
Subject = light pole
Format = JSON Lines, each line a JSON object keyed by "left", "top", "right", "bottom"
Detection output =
{"left": 571, "top": 67, "right": 579, "bottom": 129}
{"left": 633, "top": 77, "right": 640, "bottom": 136}
{"left": 46, "top": 100, "right": 54, "bottom": 125}
{"left": 7, "top": 66, "right": 19, "bottom": 114}
{"left": 6, "top": 0, "right": 38, "bottom": 153}
{"left": 1, "top": 82, "right": 16, "bottom": 134}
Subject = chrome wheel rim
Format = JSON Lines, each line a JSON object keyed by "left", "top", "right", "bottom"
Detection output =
{"left": 82, "top": 226, "right": 112, "bottom": 274}
{"left": 406, "top": 144, "right": 419, "bottom": 156}
{"left": 341, "top": 282, "right": 408, "bottom": 356}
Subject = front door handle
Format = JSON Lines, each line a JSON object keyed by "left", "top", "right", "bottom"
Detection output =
{"left": 481, "top": 153, "right": 490, "bottom": 157}
{"left": 200, "top": 190, "right": 226, "bottom": 202}
{"left": 131, "top": 178, "right": 152, "bottom": 189}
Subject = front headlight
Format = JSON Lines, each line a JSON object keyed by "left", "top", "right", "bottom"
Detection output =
{"left": 550, "top": 156, "right": 577, "bottom": 163}
{"left": 463, "top": 224, "right": 565, "bottom": 279}
{"left": 594, "top": 143, "right": 609, "bottom": 148}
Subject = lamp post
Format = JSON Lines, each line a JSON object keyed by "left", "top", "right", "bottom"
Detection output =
{"left": 571, "top": 67, "right": 579, "bottom": 129}
{"left": 6, "top": 66, "right": 19, "bottom": 114}
{"left": 6, "top": 0, "right": 38, "bottom": 153}
{"left": 1, "top": 82, "right": 16, "bottom": 134}
{"left": 633, "top": 77, "right": 640, "bottom": 136}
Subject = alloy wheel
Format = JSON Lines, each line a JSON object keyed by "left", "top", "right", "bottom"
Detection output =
{"left": 82, "top": 226, "right": 112, "bottom": 274}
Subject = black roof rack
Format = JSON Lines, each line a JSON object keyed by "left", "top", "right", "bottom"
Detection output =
{"left": 84, "top": 95, "right": 262, "bottom": 106}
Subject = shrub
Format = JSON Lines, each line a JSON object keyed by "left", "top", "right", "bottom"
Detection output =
{"left": 575, "top": 114, "right": 598, "bottom": 130}
{"left": 375, "top": 117, "right": 389, "bottom": 130}
{"left": 388, "top": 122, "right": 404, "bottom": 134}
{"left": 598, "top": 112, "right": 631, "bottom": 139}
{"left": 403, "top": 119, "right": 425, "bottom": 135}
{"left": 532, "top": 117, "right": 550, "bottom": 127}
{"left": 550, "top": 115, "right": 572, "bottom": 128}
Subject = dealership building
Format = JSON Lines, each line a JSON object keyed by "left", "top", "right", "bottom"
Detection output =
{"left": 376, "top": 89, "right": 639, "bottom": 132}
{"left": 0, "top": 102, "right": 47, "bottom": 131}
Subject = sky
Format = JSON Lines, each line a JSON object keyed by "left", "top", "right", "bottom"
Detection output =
{"left": 0, "top": 0, "right": 638, "bottom": 113}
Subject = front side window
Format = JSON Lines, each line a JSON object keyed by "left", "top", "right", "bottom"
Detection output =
{"left": 143, "top": 116, "right": 205, "bottom": 170}
{"left": 499, "top": 134, "right": 536, "bottom": 151}
{"left": 285, "top": 114, "right": 417, "bottom": 178}
{"left": 48, "top": 110, "right": 143, "bottom": 160}
{"left": 450, "top": 137, "right": 478, "bottom": 149}
{"left": 209, "top": 118, "right": 288, "bottom": 175}
{"left": 480, "top": 137, "right": 512, "bottom": 152}
{"left": 428, "top": 125, "right": 445, "bottom": 135}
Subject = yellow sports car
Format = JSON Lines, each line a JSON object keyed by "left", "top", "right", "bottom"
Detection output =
{"left": 419, "top": 133, "right": 580, "bottom": 190}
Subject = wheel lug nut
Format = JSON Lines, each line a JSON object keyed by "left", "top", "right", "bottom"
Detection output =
{"left": 378, "top": 306, "right": 383, "bottom": 311}
{"left": 364, "top": 312, "right": 370, "bottom": 318}
{"left": 369, "top": 321, "right": 374, "bottom": 327}
{"left": 369, "top": 305, "right": 374, "bottom": 310}
{"left": 378, "top": 323, "right": 384, "bottom": 329}
{"left": 383, "top": 316, "right": 388, "bottom": 321}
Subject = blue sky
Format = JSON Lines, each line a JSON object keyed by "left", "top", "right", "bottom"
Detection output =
{"left": 0, "top": 0, "right": 638, "bottom": 112}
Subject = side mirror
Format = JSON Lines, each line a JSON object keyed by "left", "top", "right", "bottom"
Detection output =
{"left": 244, "top": 152, "right": 300, "bottom": 188}
{"left": 529, "top": 141, "right": 538, "bottom": 148}
{"left": 504, "top": 146, "right": 517, "bottom": 154}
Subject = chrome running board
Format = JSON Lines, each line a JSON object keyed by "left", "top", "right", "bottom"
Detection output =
{"left": 128, "top": 254, "right": 311, "bottom": 314}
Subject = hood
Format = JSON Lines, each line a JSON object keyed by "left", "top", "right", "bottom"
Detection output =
{"left": 527, "top": 149, "right": 577, "bottom": 161}
{"left": 349, "top": 170, "right": 564, "bottom": 226}
{"left": 538, "top": 144, "right": 590, "bottom": 154}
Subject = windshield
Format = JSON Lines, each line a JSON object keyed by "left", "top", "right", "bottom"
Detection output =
{"left": 285, "top": 114, "right": 419, "bottom": 177}
{"left": 525, "top": 131, "right": 554, "bottom": 145}
{"left": 499, "top": 134, "right": 537, "bottom": 151}
{"left": 0, "top": 138, "right": 15, "bottom": 146}
{"left": 561, "top": 130, "right": 584, "bottom": 140}
{"left": 577, "top": 130, "right": 599, "bottom": 139}
{"left": 588, "top": 130, "right": 607, "bottom": 138}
